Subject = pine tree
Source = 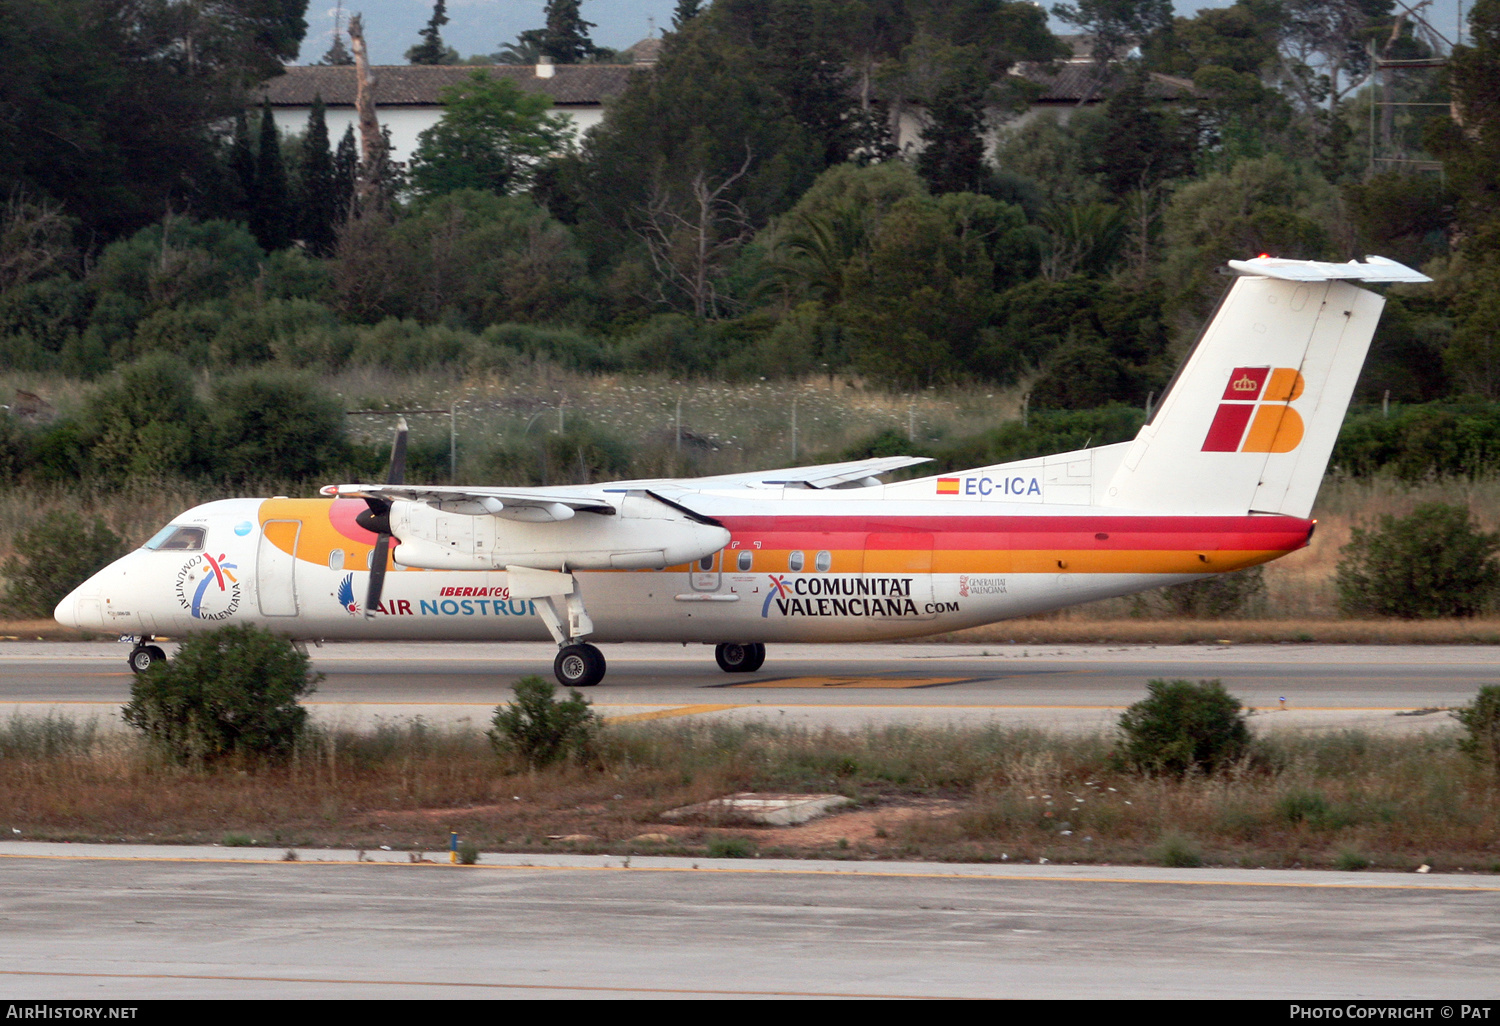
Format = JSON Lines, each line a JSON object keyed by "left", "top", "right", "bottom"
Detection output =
{"left": 229, "top": 108, "right": 257, "bottom": 223}
{"left": 672, "top": 0, "right": 705, "bottom": 30}
{"left": 916, "top": 62, "right": 988, "bottom": 195}
{"left": 332, "top": 124, "right": 358, "bottom": 225}
{"left": 406, "top": 1, "right": 457, "bottom": 65}
{"left": 320, "top": 0, "right": 355, "bottom": 65}
{"left": 540, "top": 0, "right": 597, "bottom": 64}
{"left": 250, "top": 99, "right": 291, "bottom": 251}
{"left": 299, "top": 96, "right": 337, "bottom": 256}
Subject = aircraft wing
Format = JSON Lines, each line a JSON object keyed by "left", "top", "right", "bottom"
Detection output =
{"left": 663, "top": 455, "right": 932, "bottom": 491}
{"left": 320, "top": 483, "right": 618, "bottom": 521}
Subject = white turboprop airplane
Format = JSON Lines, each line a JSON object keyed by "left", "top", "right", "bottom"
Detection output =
{"left": 55, "top": 256, "right": 1428, "bottom": 686}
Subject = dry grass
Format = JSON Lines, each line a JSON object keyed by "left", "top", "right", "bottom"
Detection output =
{"left": 3, "top": 714, "right": 1496, "bottom": 871}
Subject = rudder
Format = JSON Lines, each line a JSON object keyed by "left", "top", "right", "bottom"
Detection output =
{"left": 1102, "top": 256, "right": 1426, "bottom": 518}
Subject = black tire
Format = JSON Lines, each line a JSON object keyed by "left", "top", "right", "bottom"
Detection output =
{"left": 128, "top": 646, "right": 162, "bottom": 673}
{"left": 554, "top": 643, "right": 606, "bottom": 687}
{"left": 715, "top": 642, "right": 763, "bottom": 673}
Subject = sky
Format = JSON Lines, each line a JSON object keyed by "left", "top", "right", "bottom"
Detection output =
{"left": 295, "top": 0, "right": 1473, "bottom": 67}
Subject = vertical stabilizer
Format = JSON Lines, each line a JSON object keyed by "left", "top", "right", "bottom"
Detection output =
{"left": 1102, "top": 257, "right": 1426, "bottom": 518}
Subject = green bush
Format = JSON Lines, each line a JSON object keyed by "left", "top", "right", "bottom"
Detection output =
{"left": 1151, "top": 567, "right": 1267, "bottom": 619}
{"left": 488, "top": 675, "right": 601, "bottom": 768}
{"left": 121, "top": 625, "right": 322, "bottom": 764}
{"left": 1335, "top": 502, "right": 1500, "bottom": 618}
{"left": 706, "top": 837, "right": 756, "bottom": 859}
{"left": 1454, "top": 685, "right": 1500, "bottom": 767}
{"left": 208, "top": 369, "right": 350, "bottom": 481}
{"left": 1152, "top": 832, "right": 1203, "bottom": 867}
{"left": 81, "top": 354, "right": 210, "bottom": 482}
{"left": 1116, "top": 679, "right": 1250, "bottom": 776}
{"left": 2, "top": 510, "right": 127, "bottom": 617}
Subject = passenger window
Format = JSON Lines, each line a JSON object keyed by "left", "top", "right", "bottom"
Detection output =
{"left": 330, "top": 549, "right": 345, "bottom": 571}
{"left": 737, "top": 550, "right": 753, "bottom": 572}
{"left": 144, "top": 526, "right": 205, "bottom": 552}
{"left": 815, "top": 550, "right": 832, "bottom": 572}
{"left": 788, "top": 550, "right": 805, "bottom": 572}
{"left": 699, "top": 554, "right": 714, "bottom": 572}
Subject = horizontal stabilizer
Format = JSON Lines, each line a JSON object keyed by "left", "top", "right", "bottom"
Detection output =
{"left": 1227, "top": 255, "right": 1431, "bottom": 283}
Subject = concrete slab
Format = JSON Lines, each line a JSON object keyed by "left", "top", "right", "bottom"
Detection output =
{"left": 660, "top": 793, "right": 854, "bottom": 826}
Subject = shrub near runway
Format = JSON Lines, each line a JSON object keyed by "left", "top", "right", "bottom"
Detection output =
{"left": 1, "top": 712, "right": 1498, "bottom": 872}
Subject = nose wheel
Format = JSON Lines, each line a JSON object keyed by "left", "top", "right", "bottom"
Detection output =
{"left": 553, "top": 643, "right": 606, "bottom": 688}
{"left": 128, "top": 643, "right": 166, "bottom": 673}
{"left": 715, "top": 642, "right": 765, "bottom": 673}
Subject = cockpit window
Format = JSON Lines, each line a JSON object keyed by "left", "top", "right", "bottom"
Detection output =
{"left": 144, "top": 525, "right": 206, "bottom": 552}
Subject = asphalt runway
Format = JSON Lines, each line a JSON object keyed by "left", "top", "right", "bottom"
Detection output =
{"left": 0, "top": 640, "right": 1492, "bottom": 732}
{"left": 1, "top": 844, "right": 1497, "bottom": 999}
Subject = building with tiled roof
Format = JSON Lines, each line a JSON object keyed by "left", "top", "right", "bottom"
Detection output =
{"left": 263, "top": 53, "right": 1195, "bottom": 167}
{"left": 260, "top": 62, "right": 639, "bottom": 164}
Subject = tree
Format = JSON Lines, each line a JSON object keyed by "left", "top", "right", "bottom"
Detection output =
{"left": 228, "top": 108, "right": 257, "bottom": 224}
{"left": 123, "top": 624, "right": 321, "bottom": 764}
{"left": 523, "top": 0, "right": 599, "bottom": 64}
{"left": 250, "top": 99, "right": 291, "bottom": 251}
{"left": 1, "top": 511, "right": 127, "bottom": 619}
{"left": 1425, "top": 0, "right": 1500, "bottom": 262}
{"left": 488, "top": 675, "right": 600, "bottom": 768}
{"left": 0, "top": 1, "right": 307, "bottom": 241}
{"left": 209, "top": 370, "right": 349, "bottom": 481}
{"left": 406, "top": 1, "right": 458, "bottom": 65}
{"left": 331, "top": 190, "right": 588, "bottom": 328}
{"left": 81, "top": 354, "right": 210, "bottom": 483}
{"left": 1053, "top": 0, "right": 1174, "bottom": 102}
{"left": 1336, "top": 502, "right": 1500, "bottom": 618}
{"left": 673, "top": 0, "right": 706, "bottom": 30}
{"left": 1116, "top": 678, "right": 1250, "bottom": 776}
{"left": 332, "top": 124, "right": 358, "bottom": 225}
{"left": 916, "top": 57, "right": 990, "bottom": 195}
{"left": 407, "top": 72, "right": 571, "bottom": 199}
{"left": 298, "top": 96, "right": 338, "bottom": 256}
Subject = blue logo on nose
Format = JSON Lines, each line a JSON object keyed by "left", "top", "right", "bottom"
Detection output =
{"left": 234, "top": 521, "right": 253, "bottom": 536}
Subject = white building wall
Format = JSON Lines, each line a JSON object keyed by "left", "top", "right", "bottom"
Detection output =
{"left": 272, "top": 106, "right": 603, "bottom": 166}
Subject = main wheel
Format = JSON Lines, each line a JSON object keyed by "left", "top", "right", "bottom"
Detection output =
{"left": 128, "top": 646, "right": 164, "bottom": 673}
{"left": 715, "top": 642, "right": 765, "bottom": 673}
{"left": 554, "top": 643, "right": 606, "bottom": 687}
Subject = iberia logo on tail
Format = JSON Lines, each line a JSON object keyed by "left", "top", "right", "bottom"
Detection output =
{"left": 1202, "top": 367, "right": 1306, "bottom": 453}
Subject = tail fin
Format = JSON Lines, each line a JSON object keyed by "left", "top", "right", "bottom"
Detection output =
{"left": 1103, "top": 256, "right": 1428, "bottom": 518}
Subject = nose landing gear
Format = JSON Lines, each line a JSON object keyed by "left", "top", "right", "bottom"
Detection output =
{"left": 128, "top": 640, "right": 166, "bottom": 673}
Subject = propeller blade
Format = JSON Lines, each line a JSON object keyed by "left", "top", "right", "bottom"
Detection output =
{"left": 365, "top": 532, "right": 390, "bottom": 618}
{"left": 363, "top": 417, "right": 406, "bottom": 618}
{"left": 388, "top": 416, "right": 408, "bottom": 485}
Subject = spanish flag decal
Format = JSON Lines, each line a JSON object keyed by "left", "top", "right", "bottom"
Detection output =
{"left": 937, "top": 478, "right": 960, "bottom": 494}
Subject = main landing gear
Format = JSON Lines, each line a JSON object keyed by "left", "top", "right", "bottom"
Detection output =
{"left": 127, "top": 638, "right": 166, "bottom": 673}
{"left": 554, "top": 643, "right": 607, "bottom": 688}
{"left": 715, "top": 642, "right": 766, "bottom": 673}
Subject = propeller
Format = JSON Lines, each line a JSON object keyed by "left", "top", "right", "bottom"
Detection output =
{"left": 355, "top": 417, "right": 407, "bottom": 617}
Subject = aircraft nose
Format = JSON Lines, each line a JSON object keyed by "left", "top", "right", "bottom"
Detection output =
{"left": 53, "top": 570, "right": 109, "bottom": 630}
{"left": 53, "top": 585, "right": 84, "bottom": 628}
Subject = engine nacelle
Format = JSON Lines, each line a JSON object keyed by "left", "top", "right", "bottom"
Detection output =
{"left": 390, "top": 493, "right": 729, "bottom": 571}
